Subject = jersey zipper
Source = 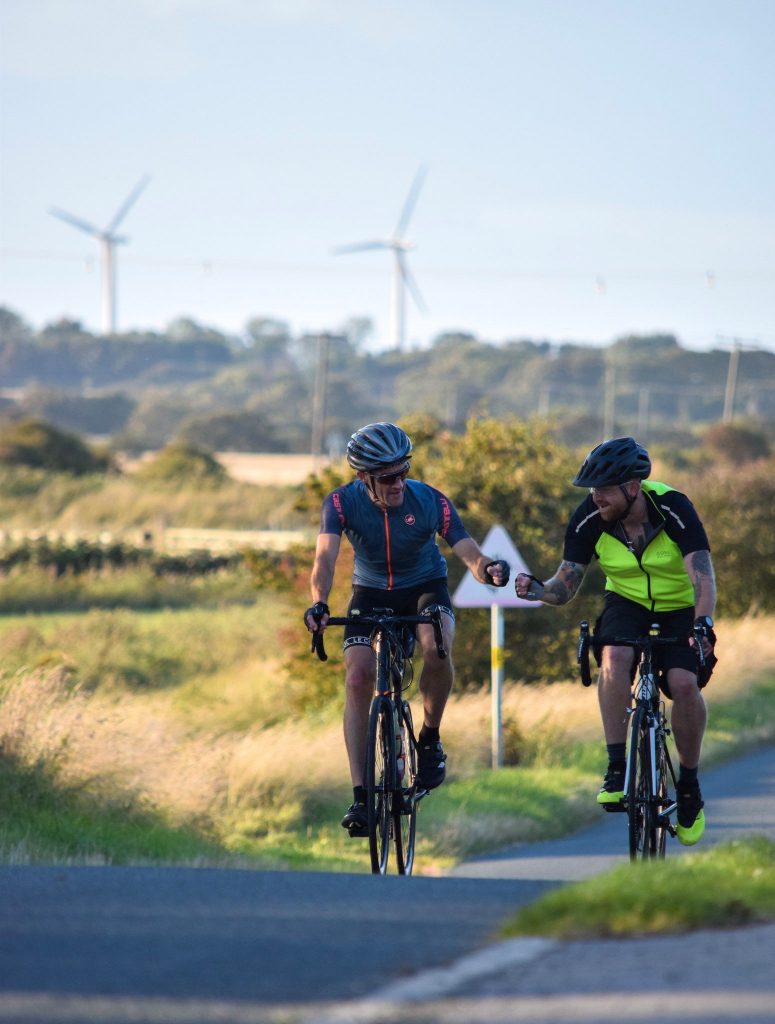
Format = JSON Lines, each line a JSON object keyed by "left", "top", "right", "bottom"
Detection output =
{"left": 614, "top": 520, "right": 666, "bottom": 613}
{"left": 383, "top": 510, "right": 393, "bottom": 590}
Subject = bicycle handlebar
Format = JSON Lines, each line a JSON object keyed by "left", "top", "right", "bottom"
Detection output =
{"left": 310, "top": 605, "right": 448, "bottom": 663}
{"left": 576, "top": 620, "right": 706, "bottom": 687}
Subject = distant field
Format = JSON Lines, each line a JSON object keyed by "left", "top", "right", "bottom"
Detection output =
{"left": 120, "top": 451, "right": 333, "bottom": 485}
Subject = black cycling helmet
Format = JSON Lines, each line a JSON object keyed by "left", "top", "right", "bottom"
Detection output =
{"left": 346, "top": 422, "right": 413, "bottom": 472}
{"left": 572, "top": 436, "right": 651, "bottom": 487}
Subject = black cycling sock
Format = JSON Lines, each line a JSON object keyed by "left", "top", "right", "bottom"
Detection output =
{"left": 678, "top": 765, "right": 699, "bottom": 787}
{"left": 606, "top": 743, "right": 626, "bottom": 767}
{"left": 419, "top": 726, "right": 440, "bottom": 744}
{"left": 353, "top": 785, "right": 367, "bottom": 804}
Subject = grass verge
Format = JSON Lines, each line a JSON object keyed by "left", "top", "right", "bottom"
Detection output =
{"left": 501, "top": 836, "right": 775, "bottom": 938}
{"left": 0, "top": 753, "right": 229, "bottom": 866}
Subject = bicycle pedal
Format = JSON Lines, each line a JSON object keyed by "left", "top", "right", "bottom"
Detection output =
{"left": 346, "top": 826, "right": 369, "bottom": 839}
{"left": 601, "top": 802, "right": 626, "bottom": 813}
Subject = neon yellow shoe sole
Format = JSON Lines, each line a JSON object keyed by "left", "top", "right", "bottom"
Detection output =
{"left": 597, "top": 789, "right": 624, "bottom": 806}
{"left": 676, "top": 808, "right": 705, "bottom": 846}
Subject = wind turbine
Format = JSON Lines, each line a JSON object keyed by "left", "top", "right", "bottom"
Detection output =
{"left": 334, "top": 166, "right": 428, "bottom": 349}
{"left": 49, "top": 174, "right": 151, "bottom": 336}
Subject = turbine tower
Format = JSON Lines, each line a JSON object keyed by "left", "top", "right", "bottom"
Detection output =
{"left": 49, "top": 175, "right": 151, "bottom": 336}
{"left": 334, "top": 166, "right": 427, "bottom": 349}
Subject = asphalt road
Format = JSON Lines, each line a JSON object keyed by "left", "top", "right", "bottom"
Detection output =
{"left": 2, "top": 746, "right": 774, "bottom": 1024}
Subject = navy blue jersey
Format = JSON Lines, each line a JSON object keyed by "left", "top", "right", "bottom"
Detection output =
{"left": 320, "top": 478, "right": 470, "bottom": 589}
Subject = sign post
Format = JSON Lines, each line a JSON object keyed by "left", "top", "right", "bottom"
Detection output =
{"left": 452, "top": 524, "right": 539, "bottom": 768}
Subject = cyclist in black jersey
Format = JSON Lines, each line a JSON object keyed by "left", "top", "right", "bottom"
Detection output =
{"left": 515, "top": 437, "right": 717, "bottom": 846}
{"left": 304, "top": 422, "right": 510, "bottom": 837}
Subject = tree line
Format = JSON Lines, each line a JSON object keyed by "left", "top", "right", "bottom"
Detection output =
{"left": 1, "top": 305, "right": 774, "bottom": 456}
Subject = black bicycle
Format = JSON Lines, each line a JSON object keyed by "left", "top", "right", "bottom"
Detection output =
{"left": 312, "top": 606, "right": 447, "bottom": 875}
{"left": 578, "top": 620, "right": 705, "bottom": 860}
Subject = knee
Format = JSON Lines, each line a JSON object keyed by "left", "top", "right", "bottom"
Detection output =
{"left": 422, "top": 649, "right": 453, "bottom": 686}
{"left": 668, "top": 670, "right": 702, "bottom": 703}
{"left": 345, "top": 661, "right": 374, "bottom": 696}
{"left": 600, "top": 647, "right": 633, "bottom": 684}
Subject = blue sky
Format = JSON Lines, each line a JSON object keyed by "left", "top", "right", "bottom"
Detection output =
{"left": 1, "top": 0, "right": 774, "bottom": 352}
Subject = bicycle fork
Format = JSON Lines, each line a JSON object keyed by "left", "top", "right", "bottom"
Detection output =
{"left": 623, "top": 708, "right": 678, "bottom": 836}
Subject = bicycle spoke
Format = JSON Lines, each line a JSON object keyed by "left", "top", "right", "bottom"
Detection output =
{"left": 393, "top": 700, "right": 417, "bottom": 875}
{"left": 366, "top": 697, "right": 394, "bottom": 874}
{"left": 627, "top": 707, "right": 650, "bottom": 861}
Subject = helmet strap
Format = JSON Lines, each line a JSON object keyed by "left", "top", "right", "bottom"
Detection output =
{"left": 616, "top": 482, "right": 640, "bottom": 519}
{"left": 362, "top": 473, "right": 388, "bottom": 510}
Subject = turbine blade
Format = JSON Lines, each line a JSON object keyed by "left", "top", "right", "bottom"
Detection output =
{"left": 332, "top": 240, "right": 389, "bottom": 255}
{"left": 394, "top": 164, "right": 428, "bottom": 239}
{"left": 49, "top": 207, "right": 101, "bottom": 237}
{"left": 398, "top": 253, "right": 427, "bottom": 314}
{"left": 106, "top": 173, "right": 151, "bottom": 235}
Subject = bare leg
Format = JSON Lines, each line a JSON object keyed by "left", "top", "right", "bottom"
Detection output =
{"left": 343, "top": 644, "right": 375, "bottom": 787}
{"left": 597, "top": 645, "right": 636, "bottom": 744}
{"left": 667, "top": 668, "right": 707, "bottom": 769}
{"left": 416, "top": 614, "right": 455, "bottom": 729}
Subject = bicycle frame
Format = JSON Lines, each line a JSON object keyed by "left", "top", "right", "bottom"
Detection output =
{"left": 312, "top": 605, "right": 447, "bottom": 875}
{"left": 622, "top": 631, "right": 677, "bottom": 859}
{"left": 578, "top": 620, "right": 706, "bottom": 860}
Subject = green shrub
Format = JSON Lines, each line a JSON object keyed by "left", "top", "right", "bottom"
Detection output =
{"left": 0, "top": 418, "right": 111, "bottom": 474}
{"left": 688, "top": 459, "right": 775, "bottom": 616}
{"left": 135, "top": 441, "right": 226, "bottom": 484}
{"left": 702, "top": 422, "right": 770, "bottom": 464}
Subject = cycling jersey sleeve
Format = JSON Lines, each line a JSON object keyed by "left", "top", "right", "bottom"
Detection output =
{"left": 320, "top": 489, "right": 346, "bottom": 535}
{"left": 563, "top": 496, "right": 598, "bottom": 564}
{"left": 432, "top": 487, "right": 470, "bottom": 548}
{"left": 657, "top": 491, "right": 711, "bottom": 554}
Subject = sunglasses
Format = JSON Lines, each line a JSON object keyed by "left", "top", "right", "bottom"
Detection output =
{"left": 374, "top": 464, "right": 410, "bottom": 485}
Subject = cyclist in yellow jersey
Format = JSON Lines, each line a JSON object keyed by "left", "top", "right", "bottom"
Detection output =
{"left": 515, "top": 437, "right": 717, "bottom": 846}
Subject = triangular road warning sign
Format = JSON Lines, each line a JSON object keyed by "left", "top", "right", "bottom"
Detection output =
{"left": 453, "top": 524, "right": 540, "bottom": 608}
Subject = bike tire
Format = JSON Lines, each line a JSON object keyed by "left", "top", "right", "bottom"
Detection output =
{"left": 652, "top": 722, "right": 670, "bottom": 857}
{"left": 366, "top": 696, "right": 394, "bottom": 875}
{"left": 627, "top": 706, "right": 653, "bottom": 861}
{"left": 393, "top": 699, "right": 418, "bottom": 876}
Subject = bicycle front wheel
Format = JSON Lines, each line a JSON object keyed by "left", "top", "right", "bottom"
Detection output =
{"left": 627, "top": 706, "right": 654, "bottom": 861}
{"left": 366, "top": 696, "right": 395, "bottom": 875}
{"left": 393, "top": 699, "right": 417, "bottom": 876}
{"left": 652, "top": 723, "right": 670, "bottom": 857}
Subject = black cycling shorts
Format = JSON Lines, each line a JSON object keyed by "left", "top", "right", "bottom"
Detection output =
{"left": 343, "top": 577, "right": 454, "bottom": 651}
{"left": 592, "top": 592, "right": 716, "bottom": 693}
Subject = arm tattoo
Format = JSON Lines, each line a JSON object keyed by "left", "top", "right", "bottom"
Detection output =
{"left": 690, "top": 550, "right": 713, "bottom": 577}
{"left": 544, "top": 561, "right": 586, "bottom": 605}
{"left": 689, "top": 549, "right": 716, "bottom": 605}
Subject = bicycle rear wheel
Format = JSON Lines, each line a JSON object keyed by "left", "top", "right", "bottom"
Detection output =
{"left": 366, "top": 696, "right": 395, "bottom": 875}
{"left": 627, "top": 706, "right": 654, "bottom": 861}
{"left": 393, "top": 699, "right": 417, "bottom": 876}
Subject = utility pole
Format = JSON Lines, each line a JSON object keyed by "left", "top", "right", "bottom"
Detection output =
{"left": 722, "top": 338, "right": 741, "bottom": 422}
{"left": 719, "top": 335, "right": 762, "bottom": 423}
{"left": 311, "top": 332, "right": 329, "bottom": 468}
{"left": 603, "top": 362, "right": 615, "bottom": 438}
{"left": 637, "top": 387, "right": 650, "bottom": 438}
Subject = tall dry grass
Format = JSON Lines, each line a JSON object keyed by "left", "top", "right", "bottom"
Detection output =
{"left": 0, "top": 612, "right": 773, "bottom": 863}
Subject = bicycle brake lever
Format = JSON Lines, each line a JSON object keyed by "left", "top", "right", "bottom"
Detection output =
{"left": 692, "top": 624, "right": 707, "bottom": 668}
{"left": 311, "top": 630, "right": 328, "bottom": 662}
{"left": 430, "top": 608, "right": 447, "bottom": 659}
